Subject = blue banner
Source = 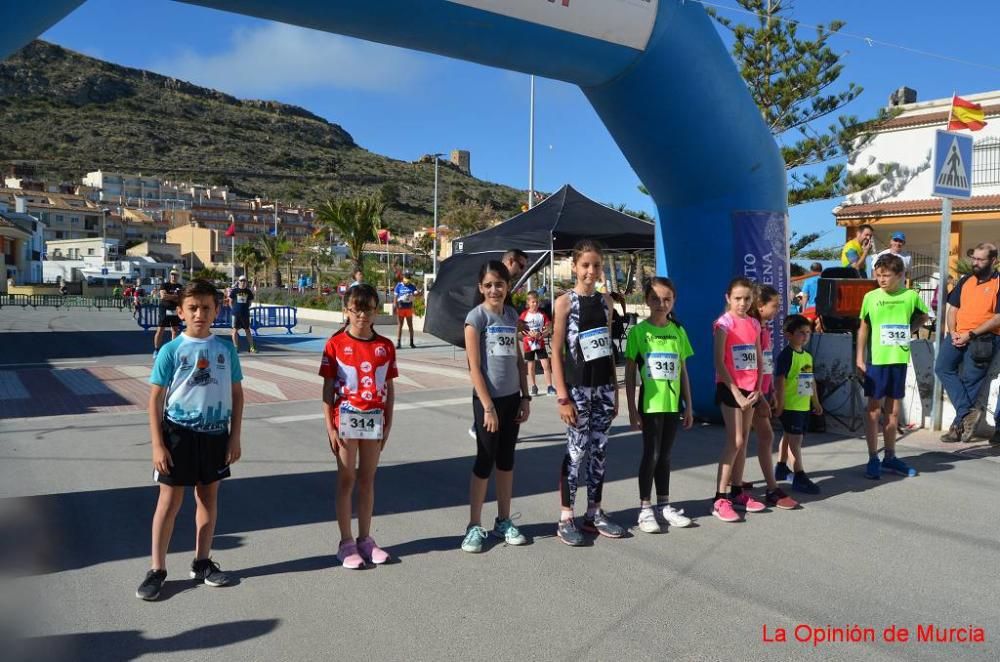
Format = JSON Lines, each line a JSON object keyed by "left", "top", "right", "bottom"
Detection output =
{"left": 732, "top": 211, "right": 790, "bottom": 357}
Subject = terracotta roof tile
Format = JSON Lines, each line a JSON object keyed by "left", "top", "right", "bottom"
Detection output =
{"left": 834, "top": 194, "right": 1000, "bottom": 219}
{"left": 881, "top": 104, "right": 1000, "bottom": 130}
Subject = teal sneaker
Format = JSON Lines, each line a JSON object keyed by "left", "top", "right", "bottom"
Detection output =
{"left": 492, "top": 517, "right": 527, "bottom": 545}
{"left": 461, "top": 525, "right": 489, "bottom": 553}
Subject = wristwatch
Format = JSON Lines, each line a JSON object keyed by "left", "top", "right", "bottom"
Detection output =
{"left": 557, "top": 397, "right": 571, "bottom": 406}
{"left": 521, "top": 394, "right": 532, "bottom": 401}
{"left": 969, "top": 330, "right": 978, "bottom": 339}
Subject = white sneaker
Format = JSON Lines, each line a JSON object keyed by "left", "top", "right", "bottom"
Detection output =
{"left": 468, "top": 425, "right": 476, "bottom": 440}
{"left": 637, "top": 507, "right": 663, "bottom": 534}
{"left": 659, "top": 504, "right": 692, "bottom": 528}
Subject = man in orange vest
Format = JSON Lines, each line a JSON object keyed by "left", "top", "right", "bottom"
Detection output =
{"left": 935, "top": 243, "right": 1000, "bottom": 443}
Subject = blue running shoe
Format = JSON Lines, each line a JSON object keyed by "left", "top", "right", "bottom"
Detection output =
{"left": 791, "top": 472, "right": 820, "bottom": 494}
{"left": 882, "top": 454, "right": 917, "bottom": 477}
{"left": 774, "top": 462, "right": 791, "bottom": 482}
{"left": 865, "top": 455, "right": 881, "bottom": 480}
{"left": 461, "top": 525, "right": 489, "bottom": 553}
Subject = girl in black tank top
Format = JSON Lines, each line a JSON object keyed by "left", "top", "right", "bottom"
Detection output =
{"left": 550, "top": 241, "right": 624, "bottom": 545}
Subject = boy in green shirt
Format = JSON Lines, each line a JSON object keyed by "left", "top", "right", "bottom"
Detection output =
{"left": 856, "top": 253, "right": 929, "bottom": 479}
{"left": 773, "top": 315, "right": 823, "bottom": 497}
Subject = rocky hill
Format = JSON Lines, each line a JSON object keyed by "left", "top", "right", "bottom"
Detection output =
{"left": 0, "top": 40, "right": 525, "bottom": 230}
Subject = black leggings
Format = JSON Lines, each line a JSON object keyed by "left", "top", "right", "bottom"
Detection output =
{"left": 638, "top": 412, "right": 679, "bottom": 501}
{"left": 472, "top": 393, "right": 521, "bottom": 479}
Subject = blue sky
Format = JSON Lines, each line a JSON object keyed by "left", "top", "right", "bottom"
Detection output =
{"left": 41, "top": 0, "right": 1000, "bottom": 252}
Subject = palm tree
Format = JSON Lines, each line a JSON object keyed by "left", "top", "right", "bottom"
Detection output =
{"left": 256, "top": 233, "right": 292, "bottom": 288}
{"left": 234, "top": 243, "right": 262, "bottom": 281}
{"left": 315, "top": 195, "right": 386, "bottom": 273}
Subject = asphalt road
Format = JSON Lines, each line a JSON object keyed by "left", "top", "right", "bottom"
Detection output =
{"left": 1, "top": 307, "right": 997, "bottom": 661}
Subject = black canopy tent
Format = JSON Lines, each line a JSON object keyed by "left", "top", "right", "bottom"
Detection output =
{"left": 451, "top": 184, "right": 655, "bottom": 255}
{"left": 426, "top": 185, "right": 655, "bottom": 348}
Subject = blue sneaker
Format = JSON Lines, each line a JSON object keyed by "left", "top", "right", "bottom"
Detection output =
{"left": 882, "top": 454, "right": 917, "bottom": 477}
{"left": 461, "top": 525, "right": 489, "bottom": 553}
{"left": 774, "top": 462, "right": 791, "bottom": 482}
{"left": 865, "top": 455, "right": 881, "bottom": 480}
{"left": 492, "top": 517, "right": 527, "bottom": 545}
{"left": 791, "top": 472, "right": 820, "bottom": 494}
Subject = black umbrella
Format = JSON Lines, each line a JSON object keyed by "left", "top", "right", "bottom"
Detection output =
{"left": 424, "top": 251, "right": 548, "bottom": 348}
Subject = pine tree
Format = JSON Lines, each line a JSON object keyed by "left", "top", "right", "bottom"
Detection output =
{"left": 708, "top": 0, "right": 893, "bottom": 206}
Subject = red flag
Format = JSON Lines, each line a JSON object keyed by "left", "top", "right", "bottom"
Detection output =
{"left": 377, "top": 229, "right": 390, "bottom": 243}
{"left": 949, "top": 95, "right": 987, "bottom": 131}
{"left": 225, "top": 222, "right": 236, "bottom": 237}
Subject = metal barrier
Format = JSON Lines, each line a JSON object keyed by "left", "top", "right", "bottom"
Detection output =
{"left": 135, "top": 304, "right": 233, "bottom": 330}
{"left": 250, "top": 306, "right": 298, "bottom": 336}
{"left": 0, "top": 294, "right": 126, "bottom": 310}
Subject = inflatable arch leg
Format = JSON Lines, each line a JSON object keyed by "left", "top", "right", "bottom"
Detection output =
{"left": 2, "top": 0, "right": 788, "bottom": 414}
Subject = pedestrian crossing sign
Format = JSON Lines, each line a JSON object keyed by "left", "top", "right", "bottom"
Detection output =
{"left": 932, "top": 130, "right": 973, "bottom": 199}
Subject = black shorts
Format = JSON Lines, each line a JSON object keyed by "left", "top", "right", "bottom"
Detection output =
{"left": 471, "top": 392, "right": 521, "bottom": 478}
{"left": 154, "top": 419, "right": 231, "bottom": 486}
{"left": 524, "top": 348, "right": 549, "bottom": 361}
{"left": 780, "top": 410, "right": 809, "bottom": 435}
{"left": 715, "top": 383, "right": 753, "bottom": 408}
{"left": 232, "top": 312, "right": 251, "bottom": 329}
{"left": 158, "top": 307, "right": 181, "bottom": 328}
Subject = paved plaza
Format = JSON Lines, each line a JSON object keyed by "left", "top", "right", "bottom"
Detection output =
{"left": 0, "top": 307, "right": 997, "bottom": 661}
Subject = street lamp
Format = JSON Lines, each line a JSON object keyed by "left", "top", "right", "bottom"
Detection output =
{"left": 100, "top": 207, "right": 110, "bottom": 264}
{"left": 288, "top": 256, "right": 294, "bottom": 290}
{"left": 431, "top": 152, "right": 445, "bottom": 276}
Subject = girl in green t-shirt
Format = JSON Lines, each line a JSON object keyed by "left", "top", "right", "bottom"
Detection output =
{"left": 625, "top": 277, "right": 695, "bottom": 534}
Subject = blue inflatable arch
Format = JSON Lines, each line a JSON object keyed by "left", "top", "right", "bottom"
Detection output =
{"left": 3, "top": 0, "right": 788, "bottom": 413}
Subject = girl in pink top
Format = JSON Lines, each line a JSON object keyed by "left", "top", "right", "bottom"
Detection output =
{"left": 711, "top": 277, "right": 764, "bottom": 522}
{"left": 747, "top": 285, "right": 797, "bottom": 510}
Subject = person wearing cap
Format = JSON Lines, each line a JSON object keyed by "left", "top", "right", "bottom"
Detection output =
{"left": 229, "top": 275, "right": 257, "bottom": 354}
{"left": 874, "top": 231, "right": 912, "bottom": 279}
{"left": 393, "top": 270, "right": 421, "bottom": 349}
{"left": 153, "top": 270, "right": 183, "bottom": 358}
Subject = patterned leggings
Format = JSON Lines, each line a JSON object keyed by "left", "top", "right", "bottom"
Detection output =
{"left": 560, "top": 384, "right": 616, "bottom": 509}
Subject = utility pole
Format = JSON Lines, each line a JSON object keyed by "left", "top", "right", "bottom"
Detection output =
{"left": 431, "top": 153, "right": 444, "bottom": 276}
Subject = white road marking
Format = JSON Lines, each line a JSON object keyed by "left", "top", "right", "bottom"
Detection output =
{"left": 116, "top": 365, "right": 152, "bottom": 380}
{"left": 0, "top": 371, "right": 30, "bottom": 399}
{"left": 394, "top": 374, "right": 423, "bottom": 388}
{"left": 242, "top": 361, "right": 324, "bottom": 384}
{"left": 52, "top": 369, "right": 113, "bottom": 395}
{"left": 240, "top": 375, "right": 287, "bottom": 400}
{"left": 264, "top": 396, "right": 469, "bottom": 424}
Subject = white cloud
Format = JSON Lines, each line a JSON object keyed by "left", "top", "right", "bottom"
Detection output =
{"left": 148, "top": 22, "right": 427, "bottom": 97}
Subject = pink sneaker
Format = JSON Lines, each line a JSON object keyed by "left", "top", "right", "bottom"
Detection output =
{"left": 337, "top": 540, "right": 364, "bottom": 569}
{"left": 712, "top": 498, "right": 740, "bottom": 523}
{"left": 732, "top": 491, "right": 766, "bottom": 513}
{"left": 357, "top": 536, "right": 390, "bottom": 565}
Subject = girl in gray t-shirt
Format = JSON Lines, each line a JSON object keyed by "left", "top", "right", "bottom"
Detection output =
{"left": 460, "top": 260, "right": 530, "bottom": 553}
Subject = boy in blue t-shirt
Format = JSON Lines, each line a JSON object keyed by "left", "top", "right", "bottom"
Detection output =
{"left": 136, "top": 279, "right": 244, "bottom": 601}
{"left": 393, "top": 270, "right": 420, "bottom": 349}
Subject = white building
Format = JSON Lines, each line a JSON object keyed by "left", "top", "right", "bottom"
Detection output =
{"left": 834, "top": 88, "right": 1000, "bottom": 281}
{"left": 0, "top": 198, "right": 46, "bottom": 283}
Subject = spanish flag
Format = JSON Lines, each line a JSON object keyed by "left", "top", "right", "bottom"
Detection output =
{"left": 949, "top": 95, "right": 987, "bottom": 131}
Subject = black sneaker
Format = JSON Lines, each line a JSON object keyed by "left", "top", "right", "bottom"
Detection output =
{"left": 190, "top": 558, "right": 229, "bottom": 586}
{"left": 409, "top": 342, "right": 416, "bottom": 349}
{"left": 580, "top": 510, "right": 626, "bottom": 538}
{"left": 136, "top": 569, "right": 167, "bottom": 601}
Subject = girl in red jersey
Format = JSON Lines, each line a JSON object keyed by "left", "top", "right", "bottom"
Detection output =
{"left": 711, "top": 277, "right": 765, "bottom": 522}
{"left": 319, "top": 284, "right": 398, "bottom": 569}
